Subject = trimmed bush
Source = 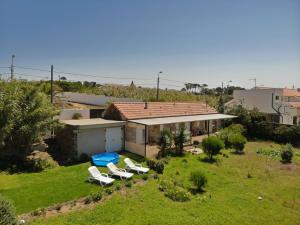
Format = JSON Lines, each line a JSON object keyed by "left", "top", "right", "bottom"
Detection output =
{"left": 280, "top": 144, "right": 294, "bottom": 163}
{"left": 218, "top": 124, "right": 245, "bottom": 148}
{"left": 0, "top": 194, "right": 17, "bottom": 225}
{"left": 228, "top": 133, "right": 247, "bottom": 153}
{"left": 190, "top": 170, "right": 207, "bottom": 192}
{"left": 202, "top": 136, "right": 224, "bottom": 160}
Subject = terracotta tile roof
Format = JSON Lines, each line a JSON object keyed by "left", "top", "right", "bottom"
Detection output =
{"left": 111, "top": 102, "right": 217, "bottom": 120}
{"left": 288, "top": 102, "right": 300, "bottom": 109}
{"left": 283, "top": 89, "right": 300, "bottom": 97}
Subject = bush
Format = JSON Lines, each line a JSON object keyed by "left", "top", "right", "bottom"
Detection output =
{"left": 190, "top": 170, "right": 207, "bottom": 192}
{"left": 147, "top": 159, "right": 165, "bottom": 174}
{"left": 90, "top": 191, "right": 103, "bottom": 202}
{"left": 25, "top": 151, "right": 59, "bottom": 172}
{"left": 228, "top": 133, "right": 247, "bottom": 153}
{"left": 142, "top": 174, "right": 148, "bottom": 180}
{"left": 280, "top": 144, "right": 294, "bottom": 163}
{"left": 202, "top": 136, "right": 224, "bottom": 160}
{"left": 159, "top": 180, "right": 190, "bottom": 202}
{"left": 72, "top": 112, "right": 83, "bottom": 120}
{"left": 125, "top": 180, "right": 132, "bottom": 188}
{"left": 157, "top": 129, "right": 173, "bottom": 157}
{"left": 218, "top": 124, "right": 245, "bottom": 148}
{"left": 0, "top": 195, "right": 17, "bottom": 225}
{"left": 104, "top": 188, "right": 114, "bottom": 195}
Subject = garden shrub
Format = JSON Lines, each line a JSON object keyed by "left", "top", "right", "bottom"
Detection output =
{"left": 174, "top": 127, "right": 188, "bottom": 155}
{"left": 115, "top": 183, "right": 122, "bottom": 191}
{"left": 202, "top": 136, "right": 224, "bottom": 160}
{"left": 25, "top": 151, "right": 59, "bottom": 172}
{"left": 157, "top": 129, "right": 173, "bottom": 158}
{"left": 280, "top": 144, "right": 294, "bottom": 163}
{"left": 190, "top": 170, "right": 207, "bottom": 192}
{"left": 90, "top": 191, "right": 103, "bottom": 202}
{"left": 142, "top": 174, "right": 148, "bottom": 180}
{"left": 147, "top": 159, "right": 165, "bottom": 174}
{"left": 228, "top": 133, "right": 247, "bottom": 153}
{"left": 159, "top": 179, "right": 190, "bottom": 202}
{"left": 218, "top": 124, "right": 245, "bottom": 148}
{"left": 125, "top": 180, "right": 132, "bottom": 188}
{"left": 104, "top": 188, "right": 114, "bottom": 195}
{"left": 0, "top": 194, "right": 17, "bottom": 225}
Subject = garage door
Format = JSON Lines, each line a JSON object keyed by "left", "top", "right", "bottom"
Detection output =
{"left": 105, "top": 127, "right": 123, "bottom": 152}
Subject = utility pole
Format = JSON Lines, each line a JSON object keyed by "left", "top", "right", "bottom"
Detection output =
{"left": 50, "top": 65, "right": 53, "bottom": 104}
{"left": 156, "top": 71, "right": 163, "bottom": 101}
{"left": 10, "top": 54, "right": 15, "bottom": 81}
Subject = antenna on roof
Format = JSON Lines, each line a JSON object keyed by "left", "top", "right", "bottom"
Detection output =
{"left": 249, "top": 78, "right": 257, "bottom": 89}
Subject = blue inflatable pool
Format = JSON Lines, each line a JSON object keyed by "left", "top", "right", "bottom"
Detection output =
{"left": 91, "top": 152, "right": 120, "bottom": 167}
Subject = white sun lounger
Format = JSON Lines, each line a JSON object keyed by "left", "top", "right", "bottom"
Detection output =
{"left": 88, "top": 166, "right": 115, "bottom": 186}
{"left": 124, "top": 158, "right": 149, "bottom": 174}
{"left": 107, "top": 162, "right": 134, "bottom": 180}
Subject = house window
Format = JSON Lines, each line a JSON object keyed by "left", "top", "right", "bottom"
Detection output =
{"left": 275, "top": 95, "right": 280, "bottom": 101}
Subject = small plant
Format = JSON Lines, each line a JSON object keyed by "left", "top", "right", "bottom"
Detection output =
{"left": 115, "top": 183, "right": 122, "bottom": 191}
{"left": 90, "top": 191, "right": 103, "bottom": 202}
{"left": 142, "top": 174, "right": 148, "bottom": 180}
{"left": 202, "top": 136, "right": 224, "bottom": 161}
{"left": 125, "top": 180, "right": 132, "bottom": 188}
{"left": 105, "top": 188, "right": 114, "bottom": 195}
{"left": 190, "top": 170, "right": 207, "bottom": 192}
{"left": 147, "top": 159, "right": 165, "bottom": 174}
{"left": 159, "top": 179, "right": 190, "bottom": 202}
{"left": 72, "top": 112, "right": 83, "bottom": 120}
{"left": 84, "top": 196, "right": 93, "bottom": 205}
{"left": 54, "top": 204, "right": 62, "bottom": 211}
{"left": 157, "top": 129, "right": 173, "bottom": 157}
{"left": 174, "top": 127, "right": 188, "bottom": 155}
{"left": 31, "top": 208, "right": 46, "bottom": 217}
{"left": 152, "top": 173, "right": 159, "bottom": 179}
{"left": 228, "top": 133, "right": 247, "bottom": 154}
{"left": 280, "top": 144, "right": 294, "bottom": 163}
{"left": 0, "top": 194, "right": 17, "bottom": 225}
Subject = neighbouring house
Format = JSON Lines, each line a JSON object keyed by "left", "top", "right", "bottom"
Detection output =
{"left": 55, "top": 92, "right": 141, "bottom": 120}
{"left": 57, "top": 118, "right": 126, "bottom": 157}
{"left": 226, "top": 87, "right": 300, "bottom": 125}
{"left": 104, "top": 102, "right": 236, "bottom": 158}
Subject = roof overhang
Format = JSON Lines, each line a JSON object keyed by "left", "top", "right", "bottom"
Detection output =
{"left": 128, "top": 113, "right": 237, "bottom": 126}
{"left": 61, "top": 118, "right": 126, "bottom": 129}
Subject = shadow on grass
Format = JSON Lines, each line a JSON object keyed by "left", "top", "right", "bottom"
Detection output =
{"left": 188, "top": 187, "right": 206, "bottom": 195}
{"left": 199, "top": 157, "right": 217, "bottom": 164}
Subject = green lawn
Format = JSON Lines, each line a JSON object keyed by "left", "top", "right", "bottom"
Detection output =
{"left": 1, "top": 142, "right": 300, "bottom": 225}
{"left": 0, "top": 153, "right": 142, "bottom": 214}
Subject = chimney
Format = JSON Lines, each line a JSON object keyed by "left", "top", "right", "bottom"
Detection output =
{"left": 144, "top": 102, "right": 148, "bottom": 109}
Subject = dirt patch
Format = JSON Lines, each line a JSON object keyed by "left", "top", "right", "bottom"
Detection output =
{"left": 278, "top": 163, "right": 300, "bottom": 172}
{"left": 18, "top": 180, "right": 147, "bottom": 223}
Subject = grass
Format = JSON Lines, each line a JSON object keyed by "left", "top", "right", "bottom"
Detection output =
{"left": 0, "top": 153, "right": 144, "bottom": 214}
{"left": 1, "top": 141, "right": 300, "bottom": 224}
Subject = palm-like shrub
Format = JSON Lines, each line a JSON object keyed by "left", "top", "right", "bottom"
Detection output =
{"left": 174, "top": 127, "right": 188, "bottom": 155}
{"left": 202, "top": 136, "right": 224, "bottom": 160}
{"left": 0, "top": 194, "right": 17, "bottom": 225}
{"left": 157, "top": 129, "right": 173, "bottom": 157}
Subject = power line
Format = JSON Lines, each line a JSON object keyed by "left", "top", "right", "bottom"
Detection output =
{"left": 14, "top": 65, "right": 154, "bottom": 81}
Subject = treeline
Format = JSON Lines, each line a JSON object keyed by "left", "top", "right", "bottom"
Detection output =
{"left": 227, "top": 106, "right": 300, "bottom": 147}
{"left": 43, "top": 80, "right": 221, "bottom": 107}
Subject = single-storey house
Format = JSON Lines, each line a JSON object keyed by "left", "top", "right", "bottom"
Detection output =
{"left": 104, "top": 102, "right": 236, "bottom": 158}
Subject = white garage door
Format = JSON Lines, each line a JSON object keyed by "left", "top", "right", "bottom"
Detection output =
{"left": 105, "top": 127, "right": 123, "bottom": 152}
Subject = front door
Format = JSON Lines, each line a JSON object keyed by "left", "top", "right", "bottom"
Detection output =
{"left": 105, "top": 127, "right": 123, "bottom": 152}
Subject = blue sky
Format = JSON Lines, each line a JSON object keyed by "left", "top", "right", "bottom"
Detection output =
{"left": 1, "top": 0, "right": 299, "bottom": 89}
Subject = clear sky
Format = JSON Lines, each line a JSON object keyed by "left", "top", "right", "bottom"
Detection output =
{"left": 1, "top": 0, "right": 299, "bottom": 89}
